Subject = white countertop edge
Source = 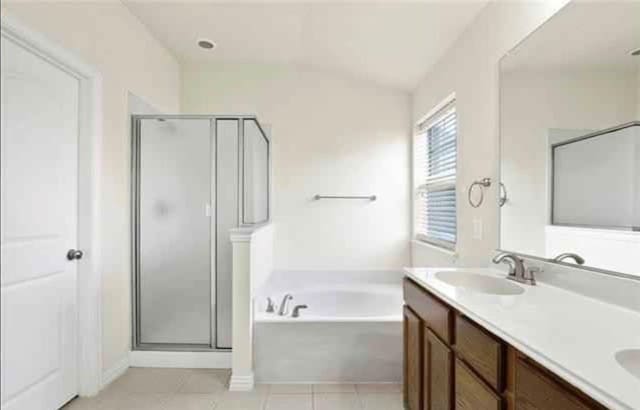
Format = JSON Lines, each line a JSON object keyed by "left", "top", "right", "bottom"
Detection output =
{"left": 404, "top": 268, "right": 634, "bottom": 410}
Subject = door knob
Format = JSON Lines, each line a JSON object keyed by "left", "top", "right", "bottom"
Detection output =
{"left": 67, "top": 249, "right": 83, "bottom": 261}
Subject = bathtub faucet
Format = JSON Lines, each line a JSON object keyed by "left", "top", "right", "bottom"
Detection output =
{"left": 292, "top": 304, "right": 308, "bottom": 318}
{"left": 278, "top": 294, "right": 293, "bottom": 316}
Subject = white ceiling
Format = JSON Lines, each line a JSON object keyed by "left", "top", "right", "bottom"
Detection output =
{"left": 123, "top": 1, "right": 488, "bottom": 91}
{"left": 501, "top": 1, "right": 640, "bottom": 73}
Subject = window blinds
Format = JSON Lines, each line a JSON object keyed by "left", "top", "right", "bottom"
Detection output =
{"left": 414, "top": 104, "right": 457, "bottom": 248}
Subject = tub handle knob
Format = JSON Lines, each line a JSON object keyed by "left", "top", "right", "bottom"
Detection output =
{"left": 291, "top": 304, "right": 308, "bottom": 318}
{"left": 266, "top": 297, "right": 276, "bottom": 313}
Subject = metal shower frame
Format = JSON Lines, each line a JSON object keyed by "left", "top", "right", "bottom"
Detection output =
{"left": 130, "top": 114, "right": 271, "bottom": 352}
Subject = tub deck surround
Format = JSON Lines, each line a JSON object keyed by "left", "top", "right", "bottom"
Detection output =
{"left": 255, "top": 285, "right": 402, "bottom": 323}
{"left": 255, "top": 270, "right": 404, "bottom": 323}
{"left": 404, "top": 267, "right": 640, "bottom": 410}
{"left": 254, "top": 270, "right": 403, "bottom": 383}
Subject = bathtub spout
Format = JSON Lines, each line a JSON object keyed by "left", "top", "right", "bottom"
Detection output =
{"left": 291, "top": 304, "right": 308, "bottom": 318}
{"left": 278, "top": 294, "right": 293, "bottom": 316}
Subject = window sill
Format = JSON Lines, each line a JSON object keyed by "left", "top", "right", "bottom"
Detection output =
{"left": 411, "top": 239, "right": 458, "bottom": 258}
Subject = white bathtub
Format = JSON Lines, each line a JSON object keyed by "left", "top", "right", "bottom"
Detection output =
{"left": 254, "top": 271, "right": 403, "bottom": 383}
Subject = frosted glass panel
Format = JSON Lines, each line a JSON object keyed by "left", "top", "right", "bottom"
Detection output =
{"left": 243, "top": 119, "right": 269, "bottom": 224}
{"left": 215, "top": 119, "right": 238, "bottom": 348}
{"left": 553, "top": 124, "right": 639, "bottom": 229}
{"left": 139, "top": 118, "right": 211, "bottom": 345}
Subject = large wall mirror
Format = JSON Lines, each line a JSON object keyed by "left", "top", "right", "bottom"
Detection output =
{"left": 499, "top": 1, "right": 640, "bottom": 278}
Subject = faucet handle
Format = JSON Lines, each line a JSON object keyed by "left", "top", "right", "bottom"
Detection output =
{"left": 291, "top": 304, "right": 308, "bottom": 318}
{"left": 523, "top": 266, "right": 540, "bottom": 285}
{"left": 266, "top": 297, "right": 275, "bottom": 313}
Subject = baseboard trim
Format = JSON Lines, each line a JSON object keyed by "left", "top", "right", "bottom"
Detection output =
{"left": 129, "top": 350, "right": 231, "bottom": 369}
{"left": 101, "top": 356, "right": 129, "bottom": 389}
{"left": 229, "top": 373, "right": 255, "bottom": 391}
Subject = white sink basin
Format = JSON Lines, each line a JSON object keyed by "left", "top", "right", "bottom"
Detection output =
{"left": 435, "top": 271, "right": 525, "bottom": 295}
{"left": 616, "top": 349, "right": 640, "bottom": 380}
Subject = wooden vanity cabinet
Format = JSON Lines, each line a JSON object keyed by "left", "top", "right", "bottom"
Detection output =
{"left": 402, "top": 278, "right": 607, "bottom": 410}
{"left": 514, "top": 356, "right": 606, "bottom": 410}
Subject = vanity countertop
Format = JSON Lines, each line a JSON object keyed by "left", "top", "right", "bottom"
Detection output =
{"left": 404, "top": 267, "right": 640, "bottom": 410}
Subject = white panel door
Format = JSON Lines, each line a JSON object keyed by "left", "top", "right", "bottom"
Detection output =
{"left": 1, "top": 35, "right": 80, "bottom": 410}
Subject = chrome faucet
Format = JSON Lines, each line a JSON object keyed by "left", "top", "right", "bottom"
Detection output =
{"left": 277, "top": 294, "right": 293, "bottom": 316}
{"left": 291, "top": 304, "right": 308, "bottom": 318}
{"left": 552, "top": 253, "right": 585, "bottom": 265}
{"left": 492, "top": 252, "right": 536, "bottom": 285}
{"left": 492, "top": 252, "right": 525, "bottom": 278}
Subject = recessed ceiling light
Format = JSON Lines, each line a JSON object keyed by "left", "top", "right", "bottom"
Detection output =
{"left": 630, "top": 47, "right": 640, "bottom": 56}
{"left": 198, "top": 39, "right": 216, "bottom": 50}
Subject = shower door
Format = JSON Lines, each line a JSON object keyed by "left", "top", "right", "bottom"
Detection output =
{"left": 133, "top": 117, "right": 213, "bottom": 349}
{"left": 132, "top": 115, "right": 270, "bottom": 351}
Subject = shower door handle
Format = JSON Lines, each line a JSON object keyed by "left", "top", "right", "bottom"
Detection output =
{"left": 205, "top": 203, "right": 211, "bottom": 217}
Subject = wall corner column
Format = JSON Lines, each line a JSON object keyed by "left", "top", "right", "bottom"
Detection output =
{"left": 228, "top": 228, "right": 255, "bottom": 391}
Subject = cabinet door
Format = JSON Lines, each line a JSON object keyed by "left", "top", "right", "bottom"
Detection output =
{"left": 425, "top": 329, "right": 453, "bottom": 410}
{"left": 404, "top": 306, "right": 423, "bottom": 410}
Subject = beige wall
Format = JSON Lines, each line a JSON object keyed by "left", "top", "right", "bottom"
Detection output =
{"left": 182, "top": 63, "right": 411, "bottom": 271}
{"left": 2, "top": 2, "right": 181, "bottom": 372}
{"left": 411, "top": 0, "right": 570, "bottom": 267}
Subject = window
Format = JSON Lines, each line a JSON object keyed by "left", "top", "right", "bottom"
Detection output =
{"left": 414, "top": 99, "right": 457, "bottom": 249}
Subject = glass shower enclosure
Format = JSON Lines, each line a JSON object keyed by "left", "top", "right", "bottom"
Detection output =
{"left": 131, "top": 115, "right": 270, "bottom": 351}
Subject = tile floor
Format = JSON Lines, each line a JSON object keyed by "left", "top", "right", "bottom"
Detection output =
{"left": 63, "top": 368, "right": 403, "bottom": 410}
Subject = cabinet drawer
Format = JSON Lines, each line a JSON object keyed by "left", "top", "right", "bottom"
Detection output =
{"left": 455, "top": 359, "right": 502, "bottom": 410}
{"left": 404, "top": 278, "right": 453, "bottom": 344}
{"left": 455, "top": 315, "right": 504, "bottom": 391}
{"left": 515, "top": 357, "right": 604, "bottom": 410}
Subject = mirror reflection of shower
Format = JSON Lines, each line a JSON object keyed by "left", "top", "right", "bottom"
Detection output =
{"left": 131, "top": 115, "right": 270, "bottom": 351}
